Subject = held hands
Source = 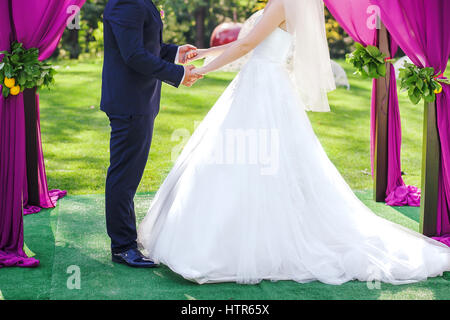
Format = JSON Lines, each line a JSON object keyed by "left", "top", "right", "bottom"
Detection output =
{"left": 178, "top": 44, "right": 209, "bottom": 86}
{"left": 178, "top": 44, "right": 210, "bottom": 64}
{"left": 192, "top": 66, "right": 207, "bottom": 76}
{"left": 182, "top": 65, "right": 203, "bottom": 87}
{"left": 178, "top": 44, "right": 198, "bottom": 64}
{"left": 184, "top": 49, "right": 209, "bottom": 64}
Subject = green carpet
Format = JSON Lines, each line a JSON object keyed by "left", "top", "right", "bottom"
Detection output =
{"left": 1, "top": 191, "right": 449, "bottom": 300}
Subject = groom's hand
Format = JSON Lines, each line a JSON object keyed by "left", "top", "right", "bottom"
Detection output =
{"left": 182, "top": 65, "right": 203, "bottom": 87}
{"left": 178, "top": 44, "right": 197, "bottom": 64}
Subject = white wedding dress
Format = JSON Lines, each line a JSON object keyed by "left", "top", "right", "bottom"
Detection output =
{"left": 138, "top": 28, "right": 450, "bottom": 285}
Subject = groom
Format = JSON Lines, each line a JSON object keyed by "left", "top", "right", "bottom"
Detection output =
{"left": 100, "top": 0, "right": 202, "bottom": 268}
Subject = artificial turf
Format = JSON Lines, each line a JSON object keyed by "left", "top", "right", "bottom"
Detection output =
{"left": 1, "top": 190, "right": 449, "bottom": 300}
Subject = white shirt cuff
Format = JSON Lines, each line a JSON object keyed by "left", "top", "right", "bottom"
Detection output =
{"left": 175, "top": 47, "right": 186, "bottom": 85}
{"left": 175, "top": 47, "right": 181, "bottom": 64}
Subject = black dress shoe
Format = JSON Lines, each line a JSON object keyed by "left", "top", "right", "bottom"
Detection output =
{"left": 112, "top": 248, "right": 158, "bottom": 268}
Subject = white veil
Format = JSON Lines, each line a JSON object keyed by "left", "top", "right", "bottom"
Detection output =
{"left": 284, "top": 0, "right": 335, "bottom": 112}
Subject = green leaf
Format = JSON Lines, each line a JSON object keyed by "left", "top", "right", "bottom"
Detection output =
{"left": 406, "top": 75, "right": 417, "bottom": 86}
{"left": 17, "top": 73, "right": 26, "bottom": 86}
{"left": 424, "top": 93, "right": 436, "bottom": 103}
{"left": 11, "top": 54, "right": 20, "bottom": 63}
{"left": 2, "top": 86, "right": 9, "bottom": 98}
{"left": 409, "top": 91, "right": 421, "bottom": 104}
{"left": 416, "top": 79, "right": 424, "bottom": 91}
{"left": 4, "top": 64, "right": 13, "bottom": 78}
{"left": 366, "top": 45, "right": 381, "bottom": 58}
{"left": 11, "top": 42, "right": 22, "bottom": 51}
{"left": 377, "top": 63, "right": 386, "bottom": 77}
{"left": 422, "top": 67, "right": 435, "bottom": 77}
{"left": 362, "top": 65, "right": 370, "bottom": 76}
{"left": 355, "top": 42, "right": 365, "bottom": 50}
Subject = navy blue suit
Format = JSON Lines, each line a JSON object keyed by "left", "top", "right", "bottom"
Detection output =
{"left": 101, "top": 0, "right": 184, "bottom": 254}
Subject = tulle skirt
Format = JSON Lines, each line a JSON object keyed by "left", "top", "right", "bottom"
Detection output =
{"left": 138, "top": 60, "right": 450, "bottom": 285}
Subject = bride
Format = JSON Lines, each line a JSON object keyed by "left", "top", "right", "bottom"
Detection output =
{"left": 138, "top": 0, "right": 450, "bottom": 285}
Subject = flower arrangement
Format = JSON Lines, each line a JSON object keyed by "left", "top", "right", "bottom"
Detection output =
{"left": 159, "top": 5, "right": 165, "bottom": 20}
{"left": 398, "top": 62, "right": 449, "bottom": 105}
{"left": 0, "top": 42, "right": 56, "bottom": 98}
{"left": 346, "top": 43, "right": 393, "bottom": 79}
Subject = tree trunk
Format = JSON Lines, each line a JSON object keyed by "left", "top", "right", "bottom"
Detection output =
{"left": 195, "top": 6, "right": 206, "bottom": 48}
{"left": 67, "top": 29, "right": 81, "bottom": 59}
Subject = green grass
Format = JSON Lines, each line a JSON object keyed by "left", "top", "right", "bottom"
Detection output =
{"left": 0, "top": 191, "right": 448, "bottom": 300}
{"left": 39, "top": 59, "right": 236, "bottom": 194}
{"left": 39, "top": 58, "right": 449, "bottom": 195}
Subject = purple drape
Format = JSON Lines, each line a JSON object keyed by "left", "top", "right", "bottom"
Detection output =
{"left": 0, "top": 0, "right": 38, "bottom": 269}
{"left": 372, "top": 0, "right": 450, "bottom": 245}
{"left": 325, "top": 0, "right": 419, "bottom": 206}
{"left": 323, "top": 1, "right": 377, "bottom": 175}
{"left": 0, "top": 0, "right": 85, "bottom": 268}
{"left": 14, "top": 0, "right": 84, "bottom": 214}
{"left": 22, "top": 93, "right": 67, "bottom": 215}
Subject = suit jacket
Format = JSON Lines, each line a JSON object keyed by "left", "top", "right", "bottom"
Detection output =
{"left": 101, "top": 0, "right": 184, "bottom": 116}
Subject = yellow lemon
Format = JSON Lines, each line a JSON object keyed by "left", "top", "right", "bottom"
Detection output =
{"left": 10, "top": 85, "right": 20, "bottom": 96}
{"left": 4, "top": 77, "right": 15, "bottom": 88}
{"left": 435, "top": 86, "right": 443, "bottom": 94}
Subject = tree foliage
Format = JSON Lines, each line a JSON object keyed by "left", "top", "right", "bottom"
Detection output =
{"left": 156, "top": 0, "right": 256, "bottom": 48}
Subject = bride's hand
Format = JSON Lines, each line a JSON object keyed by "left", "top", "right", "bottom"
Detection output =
{"left": 192, "top": 67, "right": 207, "bottom": 76}
{"left": 185, "top": 49, "right": 209, "bottom": 63}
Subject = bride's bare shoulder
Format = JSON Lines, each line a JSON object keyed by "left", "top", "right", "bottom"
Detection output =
{"left": 265, "top": 0, "right": 284, "bottom": 9}
{"left": 264, "top": 0, "right": 287, "bottom": 30}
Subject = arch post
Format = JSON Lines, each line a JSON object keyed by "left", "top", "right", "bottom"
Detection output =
{"left": 420, "top": 101, "right": 440, "bottom": 236}
{"left": 23, "top": 87, "right": 40, "bottom": 206}
{"left": 373, "top": 23, "right": 390, "bottom": 202}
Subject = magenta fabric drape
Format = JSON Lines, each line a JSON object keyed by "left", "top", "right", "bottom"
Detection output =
{"left": 323, "top": 0, "right": 377, "bottom": 171}
{"left": 0, "top": 0, "right": 39, "bottom": 268}
{"left": 324, "top": 0, "right": 376, "bottom": 46}
{"left": 437, "top": 86, "right": 450, "bottom": 246}
{"left": 384, "top": 60, "right": 421, "bottom": 207}
{"left": 0, "top": 0, "right": 85, "bottom": 268}
{"left": 325, "top": 0, "right": 419, "bottom": 206}
{"left": 372, "top": 0, "right": 450, "bottom": 245}
{"left": 13, "top": 0, "right": 85, "bottom": 214}
{"left": 22, "top": 93, "right": 67, "bottom": 215}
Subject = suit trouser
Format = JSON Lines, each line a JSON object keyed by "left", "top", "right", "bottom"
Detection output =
{"left": 105, "top": 113, "right": 155, "bottom": 254}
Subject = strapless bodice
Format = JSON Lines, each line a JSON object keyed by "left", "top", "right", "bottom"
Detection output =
{"left": 251, "top": 28, "right": 293, "bottom": 64}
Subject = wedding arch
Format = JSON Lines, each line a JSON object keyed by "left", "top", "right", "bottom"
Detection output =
{"left": 0, "top": 0, "right": 86, "bottom": 268}
{"left": 324, "top": 0, "right": 450, "bottom": 246}
{"left": 0, "top": 0, "right": 449, "bottom": 269}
